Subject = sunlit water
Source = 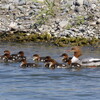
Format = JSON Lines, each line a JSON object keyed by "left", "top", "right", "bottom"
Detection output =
{"left": 0, "top": 42, "right": 100, "bottom": 100}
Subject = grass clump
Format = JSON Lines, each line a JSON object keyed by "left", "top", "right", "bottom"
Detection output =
{"left": 34, "top": 0, "right": 56, "bottom": 26}
{"left": 75, "top": 16, "right": 85, "bottom": 26}
{"left": 44, "top": 0, "right": 55, "bottom": 17}
{"left": 65, "top": 24, "right": 72, "bottom": 30}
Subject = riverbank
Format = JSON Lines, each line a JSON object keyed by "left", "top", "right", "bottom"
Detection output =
{"left": 0, "top": 32, "right": 99, "bottom": 47}
{"left": 0, "top": 0, "right": 100, "bottom": 46}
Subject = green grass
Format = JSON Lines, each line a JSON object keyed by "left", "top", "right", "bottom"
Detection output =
{"left": 75, "top": 16, "right": 85, "bottom": 25}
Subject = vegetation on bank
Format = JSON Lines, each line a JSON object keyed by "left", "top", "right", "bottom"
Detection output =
{"left": 0, "top": 32, "right": 99, "bottom": 47}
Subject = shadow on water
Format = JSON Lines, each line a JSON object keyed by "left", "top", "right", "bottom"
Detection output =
{"left": 0, "top": 42, "right": 100, "bottom": 100}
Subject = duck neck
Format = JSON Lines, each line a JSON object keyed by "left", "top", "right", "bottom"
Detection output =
{"left": 4, "top": 54, "right": 11, "bottom": 58}
{"left": 71, "top": 56, "right": 80, "bottom": 63}
{"left": 49, "top": 61, "right": 57, "bottom": 67}
{"left": 67, "top": 60, "right": 71, "bottom": 65}
{"left": 22, "top": 60, "right": 27, "bottom": 65}
{"left": 74, "top": 51, "right": 82, "bottom": 58}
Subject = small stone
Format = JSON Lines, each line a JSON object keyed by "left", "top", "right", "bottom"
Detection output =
{"left": 9, "top": 22, "right": 18, "bottom": 29}
{"left": 89, "top": 21, "right": 96, "bottom": 26}
{"left": 51, "top": 29, "right": 55, "bottom": 33}
{"left": 83, "top": 0, "right": 91, "bottom": 7}
{"left": 73, "top": 0, "right": 80, "bottom": 6}
{"left": 96, "top": 19, "right": 100, "bottom": 24}
{"left": 59, "top": 20, "right": 68, "bottom": 28}
{"left": 36, "top": 0, "right": 44, "bottom": 2}
{"left": 91, "top": 4, "right": 96, "bottom": 9}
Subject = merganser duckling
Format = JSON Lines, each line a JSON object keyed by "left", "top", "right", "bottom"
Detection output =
{"left": 4, "top": 50, "right": 19, "bottom": 60}
{"left": 44, "top": 56, "right": 52, "bottom": 61}
{"left": 4, "top": 50, "right": 10, "bottom": 54}
{"left": 33, "top": 54, "right": 51, "bottom": 62}
{"left": 2, "top": 54, "right": 17, "bottom": 62}
{"left": 67, "top": 46, "right": 100, "bottom": 67}
{"left": 20, "top": 59, "right": 38, "bottom": 68}
{"left": 60, "top": 53, "right": 81, "bottom": 69}
{"left": 44, "top": 59, "right": 68, "bottom": 69}
{"left": 0, "top": 50, "right": 11, "bottom": 60}
{"left": 60, "top": 53, "right": 72, "bottom": 63}
{"left": 0, "top": 50, "right": 17, "bottom": 62}
{"left": 17, "top": 51, "right": 26, "bottom": 62}
{"left": 0, "top": 54, "right": 5, "bottom": 60}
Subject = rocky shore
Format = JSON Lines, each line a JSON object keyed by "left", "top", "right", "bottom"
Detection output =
{"left": 0, "top": 0, "right": 100, "bottom": 46}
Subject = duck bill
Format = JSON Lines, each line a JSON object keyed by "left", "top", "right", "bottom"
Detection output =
{"left": 33, "top": 57, "right": 37, "bottom": 61}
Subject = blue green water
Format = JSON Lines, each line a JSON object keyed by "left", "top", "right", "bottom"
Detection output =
{"left": 0, "top": 42, "right": 100, "bottom": 100}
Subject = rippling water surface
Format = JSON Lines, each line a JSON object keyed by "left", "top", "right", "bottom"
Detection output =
{"left": 0, "top": 42, "right": 100, "bottom": 100}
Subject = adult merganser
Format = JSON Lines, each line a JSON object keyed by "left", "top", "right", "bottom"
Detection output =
{"left": 20, "top": 59, "right": 38, "bottom": 68}
{"left": 33, "top": 54, "right": 51, "bottom": 62}
{"left": 67, "top": 46, "right": 100, "bottom": 67}
{"left": 44, "top": 59, "right": 68, "bottom": 69}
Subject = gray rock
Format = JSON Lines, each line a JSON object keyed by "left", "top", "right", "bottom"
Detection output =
{"left": 97, "top": 19, "right": 100, "bottom": 24}
{"left": 71, "top": 28, "right": 79, "bottom": 32}
{"left": 59, "top": 20, "right": 68, "bottom": 28}
{"left": 83, "top": 0, "right": 91, "bottom": 7}
{"left": 0, "top": 4, "right": 10, "bottom": 10}
{"left": 50, "top": 29, "right": 55, "bottom": 33}
{"left": 67, "top": 0, "right": 74, "bottom": 6}
{"left": 91, "top": 3, "right": 97, "bottom": 9}
{"left": 74, "top": 6, "right": 80, "bottom": 12}
{"left": 36, "top": 0, "right": 44, "bottom": 2}
{"left": 76, "top": 0, "right": 84, "bottom": 5}
{"left": 89, "top": 21, "right": 96, "bottom": 26}
{"left": 79, "top": 26, "right": 86, "bottom": 32}
{"left": 16, "top": 0, "right": 26, "bottom": 5}
{"left": 73, "top": 0, "right": 81, "bottom": 6}
{"left": 9, "top": 22, "right": 18, "bottom": 29}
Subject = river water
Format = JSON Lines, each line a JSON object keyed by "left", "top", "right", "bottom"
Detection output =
{"left": 0, "top": 42, "right": 100, "bottom": 100}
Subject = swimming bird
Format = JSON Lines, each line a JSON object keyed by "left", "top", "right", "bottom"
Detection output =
{"left": 17, "top": 51, "right": 26, "bottom": 62}
{"left": 0, "top": 50, "right": 17, "bottom": 62}
{"left": 20, "top": 59, "right": 38, "bottom": 68}
{"left": 2, "top": 54, "right": 17, "bottom": 63}
{"left": 60, "top": 53, "right": 72, "bottom": 63}
{"left": 44, "top": 58, "right": 68, "bottom": 69}
{"left": 67, "top": 46, "right": 100, "bottom": 67}
{"left": 33, "top": 54, "right": 51, "bottom": 62}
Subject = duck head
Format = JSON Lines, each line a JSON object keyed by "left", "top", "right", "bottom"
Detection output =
{"left": 60, "top": 53, "right": 69, "bottom": 59}
{"left": 67, "top": 46, "right": 82, "bottom": 58}
{"left": 18, "top": 51, "right": 24, "bottom": 57}
{"left": 33, "top": 54, "right": 40, "bottom": 61}
{"left": 4, "top": 50, "right": 10, "bottom": 55}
